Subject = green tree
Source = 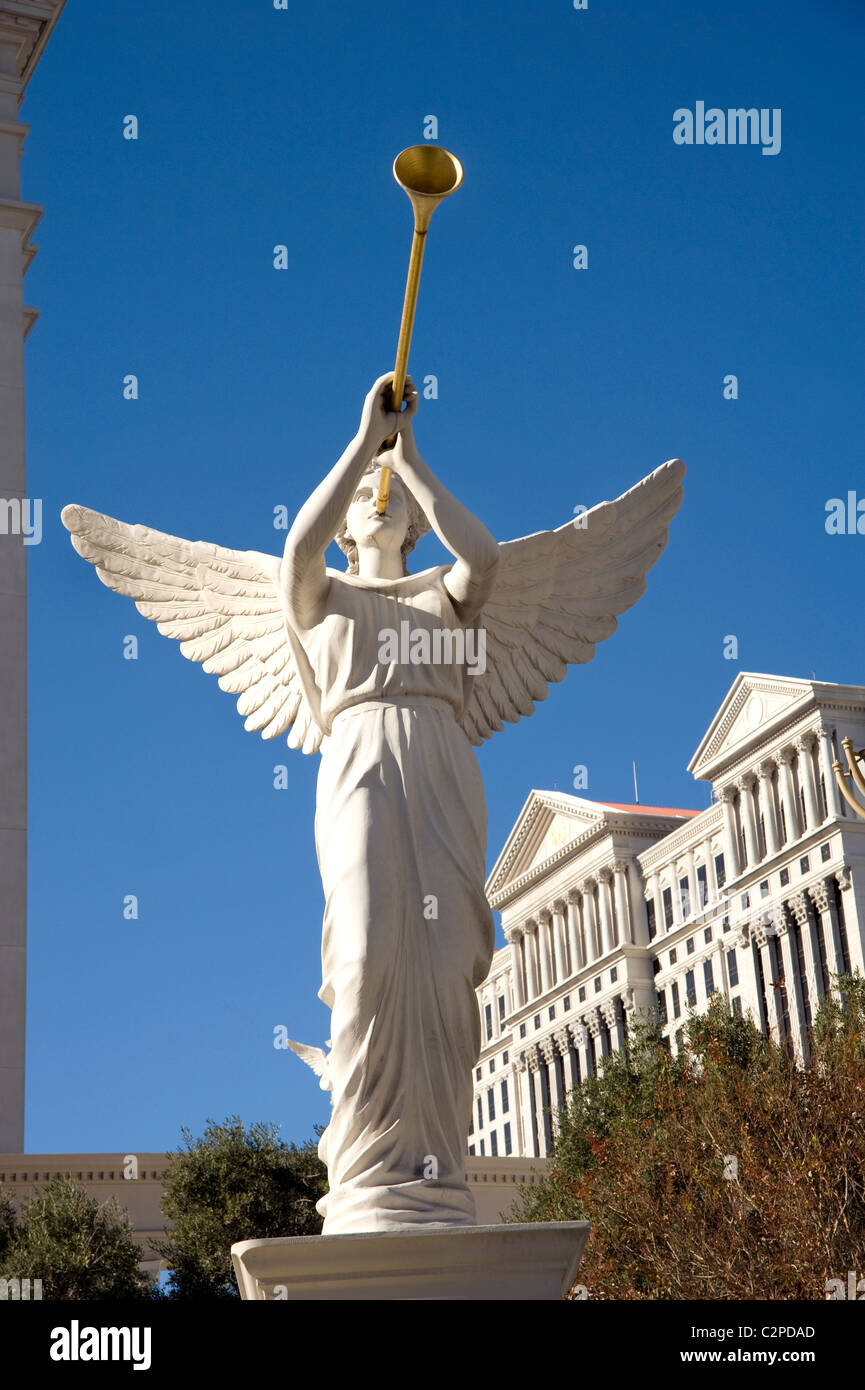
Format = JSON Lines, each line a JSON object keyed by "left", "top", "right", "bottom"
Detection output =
{"left": 509, "top": 976, "right": 865, "bottom": 1299}
{"left": 156, "top": 1117, "right": 327, "bottom": 1298}
{"left": 3, "top": 1176, "right": 152, "bottom": 1299}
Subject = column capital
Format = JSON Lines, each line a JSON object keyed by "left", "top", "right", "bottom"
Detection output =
{"left": 505, "top": 924, "right": 524, "bottom": 943}
{"left": 718, "top": 784, "right": 737, "bottom": 804}
{"left": 737, "top": 772, "right": 757, "bottom": 792}
{"left": 788, "top": 891, "right": 810, "bottom": 927}
{"left": 597, "top": 865, "right": 614, "bottom": 884}
{"left": 809, "top": 880, "right": 831, "bottom": 914}
{"left": 551, "top": 897, "right": 568, "bottom": 915}
{"left": 836, "top": 865, "right": 851, "bottom": 892}
{"left": 539, "top": 1037, "right": 557, "bottom": 1064}
{"left": 757, "top": 761, "right": 775, "bottom": 781}
{"left": 611, "top": 857, "right": 630, "bottom": 876}
{"left": 581, "top": 876, "right": 597, "bottom": 893}
{"left": 523, "top": 918, "right": 538, "bottom": 936}
{"left": 796, "top": 731, "right": 817, "bottom": 752}
{"left": 813, "top": 722, "right": 832, "bottom": 741}
{"left": 537, "top": 906, "right": 552, "bottom": 926}
{"left": 513, "top": 1052, "right": 529, "bottom": 1073}
{"left": 566, "top": 887, "right": 582, "bottom": 905}
{"left": 777, "top": 745, "right": 796, "bottom": 767}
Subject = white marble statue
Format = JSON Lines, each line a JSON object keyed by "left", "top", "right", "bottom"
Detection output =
{"left": 62, "top": 373, "right": 685, "bottom": 1236}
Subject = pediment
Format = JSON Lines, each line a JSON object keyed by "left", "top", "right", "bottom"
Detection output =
{"left": 485, "top": 791, "right": 608, "bottom": 899}
{"left": 688, "top": 673, "right": 814, "bottom": 781}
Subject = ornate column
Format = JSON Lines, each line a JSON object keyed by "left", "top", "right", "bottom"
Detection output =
{"left": 775, "top": 908, "right": 808, "bottom": 1062}
{"left": 612, "top": 861, "right": 632, "bottom": 944}
{"left": 512, "top": 1054, "right": 530, "bottom": 1155}
{"left": 523, "top": 920, "right": 539, "bottom": 999}
{"left": 573, "top": 1020, "right": 593, "bottom": 1080}
{"left": 816, "top": 723, "right": 842, "bottom": 820}
{"left": 586, "top": 1010, "right": 605, "bottom": 1075}
{"left": 505, "top": 926, "right": 525, "bottom": 1009}
{"left": 796, "top": 734, "right": 821, "bottom": 833}
{"left": 537, "top": 909, "right": 553, "bottom": 993}
{"left": 582, "top": 879, "right": 600, "bottom": 961}
{"left": 541, "top": 1036, "right": 562, "bottom": 1122}
{"left": 557, "top": 1027, "right": 577, "bottom": 1093}
{"left": 718, "top": 786, "right": 741, "bottom": 878}
{"left": 757, "top": 762, "right": 780, "bottom": 856}
{"left": 738, "top": 774, "right": 761, "bottom": 866}
{"left": 602, "top": 998, "right": 627, "bottom": 1054}
{"left": 777, "top": 748, "right": 802, "bottom": 841}
{"left": 754, "top": 926, "right": 781, "bottom": 1039}
{"left": 566, "top": 889, "right": 585, "bottom": 971}
{"left": 789, "top": 890, "right": 822, "bottom": 1005}
{"left": 809, "top": 880, "right": 840, "bottom": 984}
{"left": 528, "top": 1050, "right": 549, "bottom": 1157}
{"left": 551, "top": 899, "right": 570, "bottom": 980}
{"left": 597, "top": 868, "right": 615, "bottom": 955}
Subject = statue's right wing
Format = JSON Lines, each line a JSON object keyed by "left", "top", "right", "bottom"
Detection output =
{"left": 62, "top": 504, "right": 324, "bottom": 754}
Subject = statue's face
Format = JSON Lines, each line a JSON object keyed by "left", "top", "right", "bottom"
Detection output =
{"left": 346, "top": 465, "right": 409, "bottom": 556}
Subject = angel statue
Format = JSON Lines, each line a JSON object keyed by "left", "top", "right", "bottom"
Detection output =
{"left": 62, "top": 372, "right": 685, "bottom": 1237}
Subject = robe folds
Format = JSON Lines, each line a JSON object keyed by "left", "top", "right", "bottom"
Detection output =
{"left": 291, "top": 566, "right": 495, "bottom": 1234}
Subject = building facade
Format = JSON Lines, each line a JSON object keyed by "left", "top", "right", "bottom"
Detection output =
{"left": 471, "top": 673, "right": 865, "bottom": 1159}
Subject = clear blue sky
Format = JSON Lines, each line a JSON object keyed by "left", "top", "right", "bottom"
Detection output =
{"left": 22, "top": 0, "right": 864, "bottom": 1153}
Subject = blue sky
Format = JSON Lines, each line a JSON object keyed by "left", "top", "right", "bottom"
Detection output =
{"left": 21, "top": 0, "right": 864, "bottom": 1153}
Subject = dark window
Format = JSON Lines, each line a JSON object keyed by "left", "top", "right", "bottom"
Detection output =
{"left": 727, "top": 948, "right": 739, "bottom": 987}
{"left": 487, "top": 1089, "right": 495, "bottom": 1121}
{"left": 479, "top": 1139, "right": 485, "bottom": 1156}
{"left": 610, "top": 966, "right": 618, "bottom": 983}
{"left": 504, "top": 1122, "right": 512, "bottom": 1156}
{"left": 548, "top": 1005, "right": 556, "bottom": 1020}
{"left": 563, "top": 996, "right": 570, "bottom": 1010}
{"left": 679, "top": 875, "right": 691, "bottom": 917}
{"left": 519, "top": 1023, "right": 526, "bottom": 1039}
{"left": 759, "top": 879, "right": 769, "bottom": 899}
{"left": 714, "top": 853, "right": 726, "bottom": 888}
{"left": 663, "top": 887, "right": 674, "bottom": 929}
{"left": 820, "top": 842, "right": 831, "bottom": 863}
{"left": 722, "top": 916, "right": 730, "bottom": 932}
{"left": 704, "top": 926, "right": 712, "bottom": 944}
{"left": 652, "top": 958, "right": 661, "bottom": 975}
{"left": 779, "top": 867, "right": 790, "bottom": 886}
{"left": 485, "top": 1003, "right": 493, "bottom": 1040}
{"left": 533, "top": 1014, "right": 541, "bottom": 1029}
{"left": 489, "top": 1059, "right": 495, "bottom": 1073}
{"left": 671, "top": 981, "right": 681, "bottom": 1018}
{"left": 697, "top": 864, "right": 708, "bottom": 907}
{"left": 703, "top": 959, "right": 716, "bottom": 996}
{"left": 800, "top": 856, "right": 810, "bottom": 874}
{"left": 475, "top": 1067, "right": 481, "bottom": 1080}
{"left": 686, "top": 937, "right": 695, "bottom": 955}
{"left": 468, "top": 1113, "right": 473, "bottom": 1135}
{"left": 647, "top": 897, "right": 657, "bottom": 940}
{"left": 731, "top": 996, "right": 743, "bottom": 1017}
{"left": 498, "top": 995, "right": 506, "bottom": 1022}
{"left": 468, "top": 1145, "right": 475, "bottom": 1155}
{"left": 741, "top": 892, "right": 750, "bottom": 909}
{"left": 685, "top": 970, "right": 696, "bottom": 1007}
{"left": 501, "top": 1080, "right": 509, "bottom": 1114}
{"left": 657, "top": 989, "right": 668, "bottom": 1026}
{"left": 502, "top": 1050, "right": 508, "bottom": 1064}
{"left": 578, "top": 986, "right": 586, "bottom": 1003}
{"left": 594, "top": 976, "right": 602, "bottom": 994}
{"left": 490, "top": 1130, "right": 498, "bottom": 1157}
{"left": 477, "top": 1098, "right": 483, "bottom": 1129}
{"left": 669, "top": 948, "right": 677, "bottom": 965}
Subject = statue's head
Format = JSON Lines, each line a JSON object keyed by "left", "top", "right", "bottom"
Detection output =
{"left": 336, "top": 455, "right": 429, "bottom": 576}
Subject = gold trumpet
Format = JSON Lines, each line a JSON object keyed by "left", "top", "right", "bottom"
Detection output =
{"left": 374, "top": 144, "right": 464, "bottom": 515}
{"left": 833, "top": 737, "right": 865, "bottom": 821}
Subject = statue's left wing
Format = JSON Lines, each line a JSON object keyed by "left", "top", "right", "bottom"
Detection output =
{"left": 62, "top": 504, "right": 324, "bottom": 754}
{"left": 459, "top": 458, "right": 685, "bottom": 746}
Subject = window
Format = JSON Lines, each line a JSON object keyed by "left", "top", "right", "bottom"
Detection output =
{"left": 498, "top": 995, "right": 506, "bottom": 1022}
{"left": 652, "top": 958, "right": 661, "bottom": 975}
{"left": 731, "top": 996, "right": 743, "bottom": 1018}
{"left": 594, "top": 977, "right": 602, "bottom": 994}
{"left": 480, "top": 1139, "right": 485, "bottom": 1156}
{"left": 679, "top": 875, "right": 691, "bottom": 917}
{"left": 671, "top": 980, "right": 681, "bottom": 1018}
{"left": 727, "top": 948, "right": 739, "bottom": 987}
{"left": 741, "top": 892, "right": 750, "bottom": 909}
{"left": 476, "top": 1098, "right": 483, "bottom": 1129}
{"left": 704, "top": 926, "right": 713, "bottom": 944}
{"left": 657, "top": 989, "right": 668, "bottom": 1026}
{"left": 669, "top": 948, "right": 678, "bottom": 965}
{"left": 685, "top": 969, "right": 696, "bottom": 1007}
{"left": 487, "top": 1089, "right": 495, "bottom": 1121}
{"left": 820, "top": 842, "right": 831, "bottom": 863}
{"left": 563, "top": 996, "right": 570, "bottom": 1011}
{"left": 504, "top": 1122, "right": 512, "bottom": 1156}
{"left": 501, "top": 1080, "right": 509, "bottom": 1114}
{"left": 548, "top": 1005, "right": 556, "bottom": 1020}
{"left": 722, "top": 916, "right": 730, "bottom": 932}
{"left": 485, "top": 1003, "right": 493, "bottom": 1041}
{"left": 490, "top": 1130, "right": 498, "bottom": 1157}
{"left": 578, "top": 986, "right": 586, "bottom": 1003}
{"left": 488, "top": 1059, "right": 495, "bottom": 1073}
{"left": 697, "top": 863, "right": 708, "bottom": 907}
{"left": 714, "top": 852, "right": 726, "bottom": 888}
{"left": 468, "top": 1145, "right": 475, "bottom": 1155}
{"left": 779, "top": 867, "right": 790, "bottom": 886}
{"left": 663, "top": 886, "right": 674, "bottom": 930}
{"left": 703, "top": 959, "right": 716, "bottom": 996}
{"left": 468, "top": 1113, "right": 473, "bottom": 1135}
{"left": 647, "top": 898, "right": 657, "bottom": 940}
{"left": 800, "top": 855, "right": 810, "bottom": 874}
{"left": 686, "top": 936, "right": 695, "bottom": 955}
{"left": 759, "top": 879, "right": 769, "bottom": 899}
{"left": 475, "top": 1067, "right": 481, "bottom": 1080}
{"left": 610, "top": 966, "right": 618, "bottom": 983}
{"left": 519, "top": 1023, "right": 526, "bottom": 1039}
{"left": 533, "top": 1014, "right": 541, "bottom": 1029}
{"left": 502, "top": 1050, "right": 509, "bottom": 1064}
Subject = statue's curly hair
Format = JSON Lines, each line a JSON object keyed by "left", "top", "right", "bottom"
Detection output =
{"left": 335, "top": 462, "right": 430, "bottom": 576}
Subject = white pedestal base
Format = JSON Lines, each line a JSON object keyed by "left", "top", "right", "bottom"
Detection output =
{"left": 231, "top": 1221, "right": 589, "bottom": 1301}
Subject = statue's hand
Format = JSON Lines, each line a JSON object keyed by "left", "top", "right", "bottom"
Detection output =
{"left": 358, "top": 373, "right": 418, "bottom": 450}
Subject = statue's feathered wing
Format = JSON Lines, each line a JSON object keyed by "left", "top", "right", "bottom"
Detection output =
{"left": 61, "top": 504, "right": 324, "bottom": 754}
{"left": 458, "top": 458, "right": 685, "bottom": 746}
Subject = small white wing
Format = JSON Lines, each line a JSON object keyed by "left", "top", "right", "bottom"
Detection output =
{"left": 285, "top": 1038, "right": 332, "bottom": 1092}
{"left": 62, "top": 504, "right": 323, "bottom": 754}
{"left": 459, "top": 459, "right": 686, "bottom": 745}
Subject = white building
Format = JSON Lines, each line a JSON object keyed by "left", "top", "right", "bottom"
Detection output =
{"left": 471, "top": 673, "right": 865, "bottom": 1159}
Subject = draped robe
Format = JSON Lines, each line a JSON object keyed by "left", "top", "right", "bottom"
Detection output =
{"left": 290, "top": 564, "right": 495, "bottom": 1234}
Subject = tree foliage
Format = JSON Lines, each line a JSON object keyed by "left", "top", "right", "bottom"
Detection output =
{"left": 155, "top": 1116, "right": 327, "bottom": 1298}
{"left": 509, "top": 975, "right": 865, "bottom": 1299}
{"left": 1, "top": 1176, "right": 152, "bottom": 1299}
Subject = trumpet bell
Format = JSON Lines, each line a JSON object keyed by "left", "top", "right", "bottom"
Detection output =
{"left": 393, "top": 145, "right": 464, "bottom": 233}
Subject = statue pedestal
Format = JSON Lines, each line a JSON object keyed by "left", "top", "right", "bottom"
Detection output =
{"left": 231, "top": 1221, "right": 589, "bottom": 1301}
